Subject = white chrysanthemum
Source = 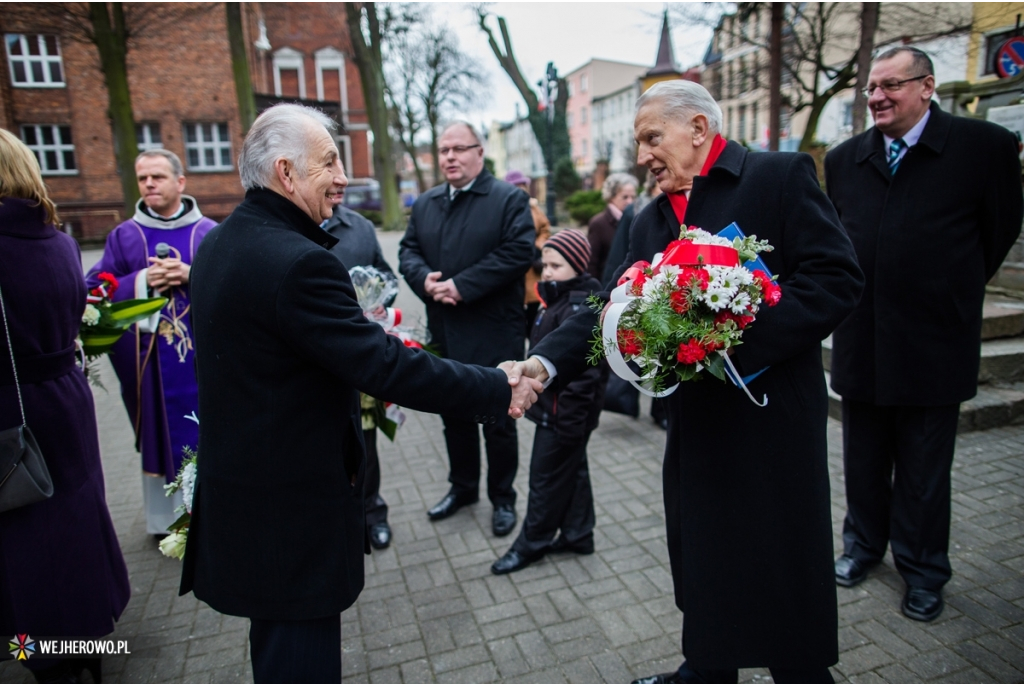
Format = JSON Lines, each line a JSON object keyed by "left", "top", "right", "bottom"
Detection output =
{"left": 729, "top": 291, "right": 751, "bottom": 314}
{"left": 733, "top": 268, "right": 754, "bottom": 286}
{"left": 658, "top": 264, "right": 680, "bottom": 280}
{"left": 82, "top": 304, "right": 100, "bottom": 326}
{"left": 703, "top": 286, "right": 732, "bottom": 311}
{"left": 181, "top": 462, "right": 197, "bottom": 514}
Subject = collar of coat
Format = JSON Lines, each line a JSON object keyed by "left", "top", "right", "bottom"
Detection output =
{"left": 655, "top": 139, "right": 748, "bottom": 229}
{"left": 322, "top": 204, "right": 363, "bottom": 234}
{"left": 856, "top": 101, "right": 949, "bottom": 165}
{"left": 431, "top": 168, "right": 496, "bottom": 203}
{"left": 243, "top": 187, "right": 339, "bottom": 250}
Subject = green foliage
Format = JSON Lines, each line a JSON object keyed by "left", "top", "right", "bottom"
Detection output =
{"left": 484, "top": 157, "right": 496, "bottom": 175}
{"left": 553, "top": 157, "right": 581, "bottom": 198}
{"left": 565, "top": 190, "right": 604, "bottom": 225}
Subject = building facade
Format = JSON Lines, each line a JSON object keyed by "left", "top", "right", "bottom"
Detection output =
{"left": 564, "top": 59, "right": 648, "bottom": 174}
{"left": 0, "top": 2, "right": 370, "bottom": 242}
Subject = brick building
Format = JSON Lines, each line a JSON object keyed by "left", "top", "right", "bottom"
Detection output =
{"left": 0, "top": 2, "right": 371, "bottom": 242}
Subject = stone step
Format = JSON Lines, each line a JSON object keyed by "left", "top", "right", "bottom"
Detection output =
{"left": 992, "top": 262, "right": 1024, "bottom": 291}
{"left": 824, "top": 372, "right": 1024, "bottom": 433}
{"left": 982, "top": 294, "right": 1024, "bottom": 339}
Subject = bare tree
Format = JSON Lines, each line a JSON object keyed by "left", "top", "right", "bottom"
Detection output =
{"left": 675, "top": 3, "right": 971, "bottom": 151}
{"left": 226, "top": 2, "right": 256, "bottom": 135}
{"left": 476, "top": 8, "right": 570, "bottom": 175}
{"left": 345, "top": 2, "right": 404, "bottom": 230}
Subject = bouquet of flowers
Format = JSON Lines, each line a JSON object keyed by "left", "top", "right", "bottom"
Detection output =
{"left": 591, "top": 225, "right": 781, "bottom": 405}
{"left": 349, "top": 266, "right": 432, "bottom": 439}
{"left": 158, "top": 445, "right": 196, "bottom": 559}
{"left": 80, "top": 272, "right": 167, "bottom": 357}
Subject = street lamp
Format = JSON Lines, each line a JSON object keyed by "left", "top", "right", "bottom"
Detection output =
{"left": 537, "top": 62, "right": 559, "bottom": 225}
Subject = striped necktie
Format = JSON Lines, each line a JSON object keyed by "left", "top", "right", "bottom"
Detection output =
{"left": 887, "top": 138, "right": 907, "bottom": 175}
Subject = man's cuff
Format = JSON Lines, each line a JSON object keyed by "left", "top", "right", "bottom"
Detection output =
{"left": 531, "top": 355, "right": 557, "bottom": 390}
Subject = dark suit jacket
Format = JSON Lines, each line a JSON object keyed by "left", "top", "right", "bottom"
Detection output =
{"left": 398, "top": 169, "right": 535, "bottom": 365}
{"left": 825, "top": 102, "right": 1023, "bottom": 406}
{"left": 586, "top": 206, "right": 618, "bottom": 279}
{"left": 180, "top": 188, "right": 511, "bottom": 620}
{"left": 531, "top": 142, "right": 863, "bottom": 668}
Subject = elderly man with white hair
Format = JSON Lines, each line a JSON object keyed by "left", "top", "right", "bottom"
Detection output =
{"left": 180, "top": 104, "right": 541, "bottom": 683}
{"left": 505, "top": 81, "right": 864, "bottom": 682}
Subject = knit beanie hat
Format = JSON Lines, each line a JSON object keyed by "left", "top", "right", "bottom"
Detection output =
{"left": 543, "top": 229, "right": 590, "bottom": 276}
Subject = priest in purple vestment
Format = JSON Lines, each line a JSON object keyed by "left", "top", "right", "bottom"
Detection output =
{"left": 86, "top": 149, "right": 216, "bottom": 535}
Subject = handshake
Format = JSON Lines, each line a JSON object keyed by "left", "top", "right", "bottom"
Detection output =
{"left": 498, "top": 357, "right": 551, "bottom": 419}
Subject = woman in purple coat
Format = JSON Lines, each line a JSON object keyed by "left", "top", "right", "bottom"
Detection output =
{"left": 0, "top": 129, "right": 130, "bottom": 682}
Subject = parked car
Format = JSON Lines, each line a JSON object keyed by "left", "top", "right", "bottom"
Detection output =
{"left": 343, "top": 183, "right": 381, "bottom": 212}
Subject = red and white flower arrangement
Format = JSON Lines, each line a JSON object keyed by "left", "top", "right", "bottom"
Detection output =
{"left": 592, "top": 226, "right": 781, "bottom": 403}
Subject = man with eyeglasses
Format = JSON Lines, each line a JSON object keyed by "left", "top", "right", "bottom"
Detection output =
{"left": 399, "top": 121, "right": 535, "bottom": 536}
{"left": 825, "top": 47, "right": 1023, "bottom": 622}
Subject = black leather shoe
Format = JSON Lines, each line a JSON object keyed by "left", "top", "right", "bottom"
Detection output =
{"left": 902, "top": 585, "right": 943, "bottom": 622}
{"left": 491, "top": 548, "right": 540, "bottom": 575}
{"left": 631, "top": 671, "right": 688, "bottom": 684}
{"left": 369, "top": 522, "right": 391, "bottom": 550}
{"left": 835, "top": 554, "right": 872, "bottom": 587}
{"left": 632, "top": 662, "right": 731, "bottom": 684}
{"left": 492, "top": 503, "right": 517, "bottom": 536}
{"left": 427, "top": 491, "right": 477, "bottom": 521}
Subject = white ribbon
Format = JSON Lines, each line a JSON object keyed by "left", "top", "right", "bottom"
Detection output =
{"left": 602, "top": 251, "right": 768, "bottom": 406}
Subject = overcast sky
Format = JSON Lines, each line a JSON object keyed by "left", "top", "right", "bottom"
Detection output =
{"left": 418, "top": 2, "right": 716, "bottom": 128}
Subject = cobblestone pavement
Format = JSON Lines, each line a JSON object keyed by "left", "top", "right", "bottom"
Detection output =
{"left": 3, "top": 238, "right": 1023, "bottom": 684}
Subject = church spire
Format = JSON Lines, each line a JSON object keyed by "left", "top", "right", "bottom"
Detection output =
{"left": 648, "top": 10, "right": 678, "bottom": 76}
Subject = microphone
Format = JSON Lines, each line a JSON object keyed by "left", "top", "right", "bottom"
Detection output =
{"left": 155, "top": 242, "right": 170, "bottom": 259}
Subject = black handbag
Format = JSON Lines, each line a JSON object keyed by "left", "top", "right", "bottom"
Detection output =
{"left": 0, "top": 281, "right": 53, "bottom": 513}
{"left": 603, "top": 373, "right": 640, "bottom": 418}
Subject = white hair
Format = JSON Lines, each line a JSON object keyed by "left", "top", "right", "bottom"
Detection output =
{"left": 136, "top": 148, "right": 184, "bottom": 177}
{"left": 440, "top": 119, "right": 484, "bottom": 148}
{"left": 239, "top": 103, "right": 337, "bottom": 191}
{"left": 636, "top": 81, "right": 723, "bottom": 135}
{"left": 602, "top": 172, "right": 639, "bottom": 202}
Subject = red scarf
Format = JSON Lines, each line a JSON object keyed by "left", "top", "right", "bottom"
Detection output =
{"left": 666, "top": 134, "right": 727, "bottom": 225}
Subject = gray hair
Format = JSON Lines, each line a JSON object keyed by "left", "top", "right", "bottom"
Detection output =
{"left": 636, "top": 81, "right": 723, "bottom": 134}
{"left": 875, "top": 46, "right": 934, "bottom": 77}
{"left": 602, "top": 172, "right": 639, "bottom": 202}
{"left": 440, "top": 119, "right": 483, "bottom": 147}
{"left": 239, "top": 103, "right": 337, "bottom": 191}
{"left": 136, "top": 148, "right": 183, "bottom": 177}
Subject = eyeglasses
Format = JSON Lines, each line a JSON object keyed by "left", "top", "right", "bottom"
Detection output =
{"left": 439, "top": 144, "right": 481, "bottom": 156}
{"left": 861, "top": 74, "right": 929, "bottom": 97}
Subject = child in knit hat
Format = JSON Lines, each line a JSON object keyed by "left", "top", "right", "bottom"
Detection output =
{"left": 491, "top": 229, "right": 609, "bottom": 574}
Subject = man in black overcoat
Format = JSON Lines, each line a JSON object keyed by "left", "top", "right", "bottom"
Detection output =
{"left": 825, "top": 47, "right": 1023, "bottom": 622}
{"left": 399, "top": 121, "right": 535, "bottom": 536}
{"left": 323, "top": 203, "right": 397, "bottom": 550}
{"left": 505, "top": 81, "right": 863, "bottom": 682}
{"left": 180, "top": 104, "right": 541, "bottom": 683}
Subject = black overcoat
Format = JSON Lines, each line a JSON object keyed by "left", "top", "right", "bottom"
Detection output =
{"left": 825, "top": 102, "right": 1023, "bottom": 406}
{"left": 398, "top": 169, "right": 535, "bottom": 365}
{"left": 324, "top": 205, "right": 395, "bottom": 279}
{"left": 180, "top": 189, "right": 511, "bottom": 620}
{"left": 531, "top": 142, "right": 864, "bottom": 669}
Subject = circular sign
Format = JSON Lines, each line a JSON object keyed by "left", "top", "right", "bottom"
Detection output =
{"left": 997, "top": 36, "right": 1024, "bottom": 78}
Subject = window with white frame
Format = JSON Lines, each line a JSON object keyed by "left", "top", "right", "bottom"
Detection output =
{"left": 21, "top": 124, "right": 76, "bottom": 174}
{"left": 5, "top": 34, "right": 65, "bottom": 87}
{"left": 273, "top": 47, "right": 306, "bottom": 99}
{"left": 315, "top": 47, "right": 346, "bottom": 114}
{"left": 135, "top": 123, "right": 163, "bottom": 151}
{"left": 183, "top": 122, "right": 233, "bottom": 171}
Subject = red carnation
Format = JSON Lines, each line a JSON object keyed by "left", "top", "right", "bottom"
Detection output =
{"left": 403, "top": 339, "right": 423, "bottom": 349}
{"left": 714, "top": 310, "right": 755, "bottom": 330}
{"left": 676, "top": 338, "right": 706, "bottom": 365}
{"left": 629, "top": 271, "right": 649, "bottom": 297}
{"left": 617, "top": 329, "right": 644, "bottom": 356}
{"left": 90, "top": 287, "right": 102, "bottom": 297}
{"left": 753, "top": 270, "right": 781, "bottom": 306}
{"left": 98, "top": 272, "right": 119, "bottom": 297}
{"left": 669, "top": 290, "right": 689, "bottom": 314}
{"left": 677, "top": 266, "right": 710, "bottom": 292}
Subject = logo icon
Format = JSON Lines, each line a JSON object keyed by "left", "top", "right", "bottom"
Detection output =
{"left": 9, "top": 634, "right": 35, "bottom": 660}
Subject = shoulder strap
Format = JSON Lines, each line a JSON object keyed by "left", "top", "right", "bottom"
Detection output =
{"left": 0, "top": 282, "right": 26, "bottom": 426}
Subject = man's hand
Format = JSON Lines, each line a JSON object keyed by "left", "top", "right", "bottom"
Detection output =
{"left": 147, "top": 257, "right": 190, "bottom": 292}
{"left": 499, "top": 357, "right": 550, "bottom": 388}
{"left": 502, "top": 364, "right": 544, "bottom": 418}
{"left": 431, "top": 278, "right": 462, "bottom": 306}
{"left": 424, "top": 271, "right": 443, "bottom": 297}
